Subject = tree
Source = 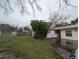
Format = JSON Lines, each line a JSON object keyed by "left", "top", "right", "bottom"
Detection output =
{"left": 24, "top": 26, "right": 31, "bottom": 31}
{"left": 17, "top": 27, "right": 23, "bottom": 32}
{"left": 30, "top": 20, "right": 50, "bottom": 39}
{"left": 58, "top": 0, "right": 77, "bottom": 8}
{"left": 0, "top": 0, "right": 41, "bottom": 15}
{"left": 71, "top": 18, "right": 78, "bottom": 24}
{"left": 49, "top": 12, "right": 69, "bottom": 26}
{"left": 0, "top": 0, "right": 77, "bottom": 15}
{"left": 0, "top": 24, "right": 16, "bottom": 32}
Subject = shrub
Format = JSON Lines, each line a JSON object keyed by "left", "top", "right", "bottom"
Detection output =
{"left": 30, "top": 20, "right": 51, "bottom": 39}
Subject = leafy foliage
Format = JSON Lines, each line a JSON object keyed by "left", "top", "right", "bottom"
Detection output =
{"left": 17, "top": 27, "right": 23, "bottom": 32}
{"left": 24, "top": 26, "right": 31, "bottom": 31}
{"left": 0, "top": 24, "right": 16, "bottom": 32}
{"left": 30, "top": 20, "right": 51, "bottom": 39}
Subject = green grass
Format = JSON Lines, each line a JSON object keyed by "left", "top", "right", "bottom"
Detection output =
{"left": 3, "top": 36, "right": 64, "bottom": 59}
{"left": 0, "top": 33, "right": 12, "bottom": 47}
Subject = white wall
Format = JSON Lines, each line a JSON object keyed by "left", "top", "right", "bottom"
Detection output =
{"left": 32, "top": 31, "right": 34, "bottom": 37}
{"left": 72, "top": 29, "right": 78, "bottom": 40}
{"left": 61, "top": 29, "right": 78, "bottom": 40}
{"left": 0, "top": 31, "right": 2, "bottom": 35}
{"left": 11, "top": 31, "right": 17, "bottom": 37}
{"left": 47, "top": 30, "right": 57, "bottom": 38}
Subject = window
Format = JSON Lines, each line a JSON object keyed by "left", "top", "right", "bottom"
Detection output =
{"left": 65, "top": 30, "right": 72, "bottom": 36}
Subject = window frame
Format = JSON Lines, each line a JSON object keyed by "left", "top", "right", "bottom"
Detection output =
{"left": 65, "top": 30, "right": 72, "bottom": 37}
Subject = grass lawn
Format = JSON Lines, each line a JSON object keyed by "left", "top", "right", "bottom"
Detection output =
{"left": 0, "top": 33, "right": 12, "bottom": 47}
{"left": 3, "top": 36, "right": 64, "bottom": 59}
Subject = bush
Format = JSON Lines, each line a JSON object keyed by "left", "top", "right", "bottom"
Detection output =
{"left": 30, "top": 20, "right": 51, "bottom": 39}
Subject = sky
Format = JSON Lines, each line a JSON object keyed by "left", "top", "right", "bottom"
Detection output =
{"left": 0, "top": 0, "right": 78, "bottom": 27}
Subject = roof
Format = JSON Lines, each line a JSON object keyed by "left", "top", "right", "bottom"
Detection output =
{"left": 50, "top": 23, "right": 78, "bottom": 30}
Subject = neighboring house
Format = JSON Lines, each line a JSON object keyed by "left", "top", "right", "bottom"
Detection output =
{"left": 17, "top": 28, "right": 32, "bottom": 36}
{"left": 23, "top": 28, "right": 30, "bottom": 33}
{"left": 47, "top": 23, "right": 78, "bottom": 49}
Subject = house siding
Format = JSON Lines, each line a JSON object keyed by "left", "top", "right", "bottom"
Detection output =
{"left": 61, "top": 39, "right": 78, "bottom": 49}
{"left": 61, "top": 29, "right": 78, "bottom": 40}
{"left": 47, "top": 30, "right": 58, "bottom": 38}
{"left": 61, "top": 29, "right": 78, "bottom": 49}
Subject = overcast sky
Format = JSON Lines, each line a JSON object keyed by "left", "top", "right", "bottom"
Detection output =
{"left": 0, "top": 0, "right": 78, "bottom": 27}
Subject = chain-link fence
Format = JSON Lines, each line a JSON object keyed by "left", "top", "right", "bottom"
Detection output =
{"left": 0, "top": 31, "right": 17, "bottom": 50}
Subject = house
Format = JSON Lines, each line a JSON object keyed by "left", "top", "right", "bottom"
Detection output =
{"left": 17, "top": 28, "right": 32, "bottom": 36}
{"left": 47, "top": 23, "right": 78, "bottom": 49}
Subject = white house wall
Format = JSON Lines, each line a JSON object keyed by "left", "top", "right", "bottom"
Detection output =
{"left": 72, "top": 29, "right": 78, "bottom": 40}
{"left": 47, "top": 30, "right": 57, "bottom": 38}
{"left": 61, "top": 29, "right": 78, "bottom": 40}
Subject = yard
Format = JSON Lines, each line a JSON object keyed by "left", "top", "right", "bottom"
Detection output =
{"left": 1, "top": 36, "right": 64, "bottom": 59}
{"left": 0, "top": 33, "right": 12, "bottom": 48}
